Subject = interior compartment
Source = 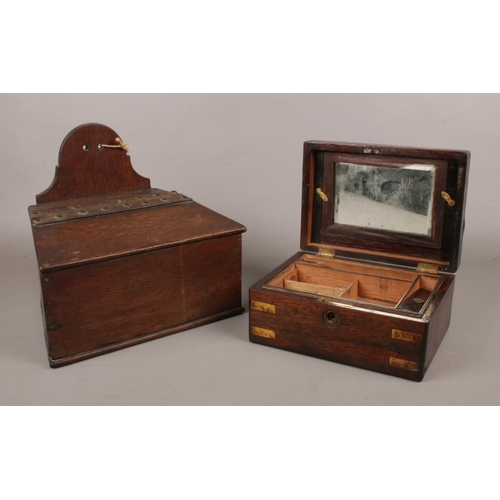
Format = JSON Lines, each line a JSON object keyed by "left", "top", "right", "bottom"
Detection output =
{"left": 395, "top": 275, "right": 440, "bottom": 312}
{"left": 266, "top": 254, "right": 442, "bottom": 313}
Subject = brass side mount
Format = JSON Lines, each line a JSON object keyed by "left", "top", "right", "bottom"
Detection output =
{"left": 441, "top": 191, "right": 455, "bottom": 207}
{"left": 316, "top": 188, "right": 328, "bottom": 202}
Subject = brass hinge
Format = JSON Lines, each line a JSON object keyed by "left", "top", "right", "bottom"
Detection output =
{"left": 318, "top": 248, "right": 335, "bottom": 258}
{"left": 417, "top": 262, "right": 439, "bottom": 274}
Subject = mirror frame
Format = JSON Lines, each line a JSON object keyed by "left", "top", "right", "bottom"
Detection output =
{"left": 318, "top": 153, "right": 448, "bottom": 249}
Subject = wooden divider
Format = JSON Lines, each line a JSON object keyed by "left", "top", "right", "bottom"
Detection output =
{"left": 267, "top": 254, "right": 441, "bottom": 311}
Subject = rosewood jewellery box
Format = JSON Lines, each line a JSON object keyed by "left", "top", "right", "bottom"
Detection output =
{"left": 28, "top": 123, "right": 246, "bottom": 367}
{"left": 249, "top": 141, "right": 469, "bottom": 381}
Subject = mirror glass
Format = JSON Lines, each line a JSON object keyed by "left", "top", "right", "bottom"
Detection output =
{"left": 334, "top": 162, "right": 435, "bottom": 235}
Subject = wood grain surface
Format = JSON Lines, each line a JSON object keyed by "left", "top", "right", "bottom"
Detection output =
{"left": 43, "top": 234, "right": 243, "bottom": 366}
{"left": 250, "top": 251, "right": 455, "bottom": 381}
{"left": 36, "top": 123, "right": 151, "bottom": 203}
{"left": 30, "top": 123, "right": 246, "bottom": 367}
{"left": 31, "top": 201, "right": 245, "bottom": 272}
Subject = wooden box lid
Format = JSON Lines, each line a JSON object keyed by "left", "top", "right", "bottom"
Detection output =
{"left": 28, "top": 124, "right": 245, "bottom": 273}
{"left": 300, "top": 141, "right": 470, "bottom": 273}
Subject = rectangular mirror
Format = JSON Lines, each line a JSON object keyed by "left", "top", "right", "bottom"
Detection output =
{"left": 334, "top": 162, "right": 435, "bottom": 236}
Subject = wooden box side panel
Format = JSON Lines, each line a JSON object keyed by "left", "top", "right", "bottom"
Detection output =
{"left": 249, "top": 286, "right": 428, "bottom": 381}
{"left": 41, "top": 234, "right": 242, "bottom": 363}
{"left": 424, "top": 277, "right": 455, "bottom": 371}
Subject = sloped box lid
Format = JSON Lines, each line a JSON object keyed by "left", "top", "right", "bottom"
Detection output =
{"left": 28, "top": 123, "right": 245, "bottom": 273}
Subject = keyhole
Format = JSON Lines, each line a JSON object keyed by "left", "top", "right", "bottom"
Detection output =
{"left": 323, "top": 310, "right": 341, "bottom": 328}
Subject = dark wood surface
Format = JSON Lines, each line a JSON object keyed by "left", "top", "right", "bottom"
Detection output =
{"left": 47, "top": 308, "right": 244, "bottom": 368}
{"left": 43, "top": 234, "right": 243, "bottom": 366}
{"left": 424, "top": 279, "right": 455, "bottom": 369}
{"left": 31, "top": 201, "right": 245, "bottom": 272}
{"left": 36, "top": 123, "right": 151, "bottom": 203}
{"left": 250, "top": 251, "right": 455, "bottom": 381}
{"left": 300, "top": 141, "right": 470, "bottom": 273}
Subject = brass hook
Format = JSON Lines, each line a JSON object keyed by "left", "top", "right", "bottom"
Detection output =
{"left": 441, "top": 191, "right": 455, "bottom": 207}
{"left": 100, "top": 137, "right": 129, "bottom": 153}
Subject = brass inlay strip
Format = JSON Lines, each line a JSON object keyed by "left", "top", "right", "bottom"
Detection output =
{"left": 389, "top": 357, "right": 419, "bottom": 372}
{"left": 251, "top": 326, "right": 276, "bottom": 339}
{"left": 251, "top": 300, "right": 276, "bottom": 314}
{"left": 392, "top": 329, "right": 422, "bottom": 344}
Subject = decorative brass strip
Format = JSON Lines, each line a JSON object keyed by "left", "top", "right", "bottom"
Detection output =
{"left": 251, "top": 300, "right": 276, "bottom": 314}
{"left": 251, "top": 326, "right": 276, "bottom": 339}
{"left": 392, "top": 329, "right": 422, "bottom": 344}
{"left": 389, "top": 357, "right": 419, "bottom": 372}
{"left": 28, "top": 189, "right": 192, "bottom": 226}
{"left": 417, "top": 262, "right": 439, "bottom": 274}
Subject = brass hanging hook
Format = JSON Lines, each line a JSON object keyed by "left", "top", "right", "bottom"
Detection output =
{"left": 100, "top": 137, "right": 129, "bottom": 153}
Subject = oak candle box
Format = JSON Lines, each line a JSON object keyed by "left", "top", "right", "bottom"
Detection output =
{"left": 249, "top": 141, "right": 469, "bottom": 381}
{"left": 28, "top": 123, "right": 246, "bottom": 367}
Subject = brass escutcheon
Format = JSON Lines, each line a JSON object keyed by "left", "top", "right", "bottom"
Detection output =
{"left": 323, "top": 310, "right": 341, "bottom": 328}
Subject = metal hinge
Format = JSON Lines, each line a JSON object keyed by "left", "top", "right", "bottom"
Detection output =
{"left": 417, "top": 262, "right": 439, "bottom": 274}
{"left": 318, "top": 248, "right": 335, "bottom": 258}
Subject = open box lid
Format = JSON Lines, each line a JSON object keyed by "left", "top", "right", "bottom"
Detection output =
{"left": 28, "top": 123, "right": 246, "bottom": 272}
{"left": 300, "top": 141, "right": 470, "bottom": 274}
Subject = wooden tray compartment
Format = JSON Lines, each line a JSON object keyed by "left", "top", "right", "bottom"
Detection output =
{"left": 265, "top": 254, "right": 441, "bottom": 312}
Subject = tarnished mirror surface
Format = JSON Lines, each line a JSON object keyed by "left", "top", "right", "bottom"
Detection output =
{"left": 334, "top": 163, "right": 435, "bottom": 235}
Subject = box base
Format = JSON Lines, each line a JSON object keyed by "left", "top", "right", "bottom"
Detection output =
{"left": 249, "top": 252, "right": 454, "bottom": 382}
{"left": 48, "top": 306, "right": 244, "bottom": 368}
